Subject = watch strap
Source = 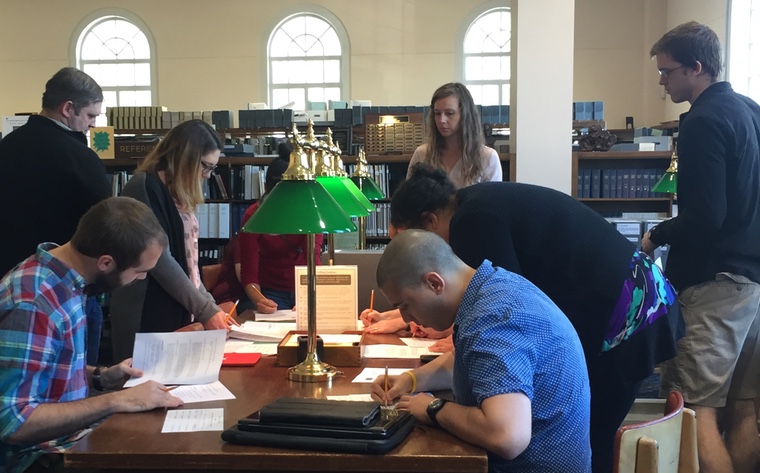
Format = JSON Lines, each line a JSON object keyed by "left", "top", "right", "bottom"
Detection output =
{"left": 426, "top": 398, "right": 448, "bottom": 426}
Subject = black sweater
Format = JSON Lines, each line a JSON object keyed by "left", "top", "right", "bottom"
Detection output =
{"left": 0, "top": 115, "right": 111, "bottom": 275}
{"left": 449, "top": 182, "right": 636, "bottom": 354}
{"left": 650, "top": 82, "right": 760, "bottom": 290}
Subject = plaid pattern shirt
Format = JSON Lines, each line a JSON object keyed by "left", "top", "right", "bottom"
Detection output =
{"left": 0, "top": 243, "right": 89, "bottom": 472}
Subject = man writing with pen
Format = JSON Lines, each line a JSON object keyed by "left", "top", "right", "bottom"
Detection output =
{"left": 0, "top": 197, "right": 184, "bottom": 472}
{"left": 370, "top": 230, "right": 591, "bottom": 473}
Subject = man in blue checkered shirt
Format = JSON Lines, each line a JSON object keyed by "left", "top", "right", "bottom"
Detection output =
{"left": 372, "top": 230, "right": 590, "bottom": 473}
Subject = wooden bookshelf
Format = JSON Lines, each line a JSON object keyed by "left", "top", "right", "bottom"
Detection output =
{"left": 572, "top": 151, "right": 674, "bottom": 217}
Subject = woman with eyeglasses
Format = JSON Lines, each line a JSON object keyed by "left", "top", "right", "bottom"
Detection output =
{"left": 407, "top": 82, "right": 502, "bottom": 188}
{"left": 110, "top": 119, "right": 234, "bottom": 363}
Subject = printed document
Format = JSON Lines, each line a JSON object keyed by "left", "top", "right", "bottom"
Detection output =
{"left": 295, "top": 265, "right": 358, "bottom": 332}
{"left": 162, "top": 408, "right": 224, "bottom": 433}
{"left": 125, "top": 330, "right": 226, "bottom": 387}
{"left": 169, "top": 381, "right": 236, "bottom": 404}
{"left": 362, "top": 344, "right": 433, "bottom": 359}
{"left": 352, "top": 367, "right": 410, "bottom": 383}
{"left": 228, "top": 321, "right": 296, "bottom": 342}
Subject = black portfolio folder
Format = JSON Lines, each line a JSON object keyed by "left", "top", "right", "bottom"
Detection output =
{"left": 222, "top": 398, "right": 415, "bottom": 454}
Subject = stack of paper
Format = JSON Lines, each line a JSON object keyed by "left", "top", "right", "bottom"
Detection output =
{"left": 228, "top": 321, "right": 296, "bottom": 342}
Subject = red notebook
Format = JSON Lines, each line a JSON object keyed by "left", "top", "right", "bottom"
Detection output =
{"left": 222, "top": 352, "right": 262, "bottom": 367}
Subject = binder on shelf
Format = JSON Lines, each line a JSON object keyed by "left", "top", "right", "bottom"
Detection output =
{"left": 207, "top": 203, "right": 220, "bottom": 238}
{"left": 197, "top": 203, "right": 210, "bottom": 239}
{"left": 218, "top": 203, "right": 231, "bottom": 239}
{"left": 581, "top": 169, "right": 592, "bottom": 198}
{"left": 590, "top": 168, "right": 601, "bottom": 199}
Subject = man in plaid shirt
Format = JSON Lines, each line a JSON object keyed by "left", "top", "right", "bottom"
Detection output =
{"left": 0, "top": 197, "right": 184, "bottom": 472}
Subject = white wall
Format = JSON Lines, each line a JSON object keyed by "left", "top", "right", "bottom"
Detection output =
{"left": 512, "top": 0, "right": 575, "bottom": 191}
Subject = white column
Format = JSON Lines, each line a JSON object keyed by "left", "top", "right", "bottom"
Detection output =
{"left": 511, "top": 0, "right": 575, "bottom": 193}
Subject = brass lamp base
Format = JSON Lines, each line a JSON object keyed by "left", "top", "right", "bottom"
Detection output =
{"left": 287, "top": 353, "right": 340, "bottom": 382}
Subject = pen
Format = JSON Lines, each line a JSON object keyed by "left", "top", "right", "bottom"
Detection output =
{"left": 369, "top": 290, "right": 375, "bottom": 312}
{"left": 224, "top": 299, "right": 240, "bottom": 323}
{"left": 384, "top": 365, "right": 389, "bottom": 407}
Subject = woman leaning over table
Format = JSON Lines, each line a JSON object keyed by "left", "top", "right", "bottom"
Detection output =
{"left": 110, "top": 119, "right": 234, "bottom": 363}
{"left": 406, "top": 82, "right": 502, "bottom": 188}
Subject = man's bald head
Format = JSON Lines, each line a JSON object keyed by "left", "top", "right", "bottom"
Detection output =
{"left": 377, "top": 229, "right": 464, "bottom": 290}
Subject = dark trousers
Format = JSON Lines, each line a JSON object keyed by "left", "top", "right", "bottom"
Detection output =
{"left": 587, "top": 351, "right": 643, "bottom": 473}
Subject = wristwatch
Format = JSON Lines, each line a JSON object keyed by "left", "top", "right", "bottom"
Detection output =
{"left": 426, "top": 398, "right": 448, "bottom": 426}
{"left": 91, "top": 365, "right": 108, "bottom": 391}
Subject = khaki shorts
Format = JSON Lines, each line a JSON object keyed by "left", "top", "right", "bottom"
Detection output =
{"left": 660, "top": 272, "right": 760, "bottom": 407}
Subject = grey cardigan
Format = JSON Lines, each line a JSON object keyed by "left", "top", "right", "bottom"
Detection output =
{"left": 109, "top": 172, "right": 220, "bottom": 362}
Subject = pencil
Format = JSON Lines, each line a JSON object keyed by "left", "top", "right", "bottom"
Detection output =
{"left": 248, "top": 284, "right": 266, "bottom": 301}
{"left": 384, "top": 365, "right": 388, "bottom": 407}
{"left": 370, "top": 290, "right": 375, "bottom": 312}
{"left": 224, "top": 299, "right": 240, "bottom": 323}
{"left": 162, "top": 386, "right": 178, "bottom": 392}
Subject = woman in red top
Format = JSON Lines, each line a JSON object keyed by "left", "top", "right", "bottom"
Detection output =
{"left": 237, "top": 143, "right": 323, "bottom": 313}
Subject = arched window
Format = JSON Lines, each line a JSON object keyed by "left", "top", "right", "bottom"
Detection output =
{"left": 728, "top": 0, "right": 760, "bottom": 102}
{"left": 74, "top": 11, "right": 156, "bottom": 110}
{"left": 463, "top": 7, "right": 511, "bottom": 105}
{"left": 268, "top": 12, "right": 348, "bottom": 110}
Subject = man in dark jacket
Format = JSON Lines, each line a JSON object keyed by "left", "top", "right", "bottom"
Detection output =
{"left": 643, "top": 22, "right": 760, "bottom": 473}
{"left": 0, "top": 67, "right": 111, "bottom": 364}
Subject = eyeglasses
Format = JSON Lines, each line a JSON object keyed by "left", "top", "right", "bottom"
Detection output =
{"left": 201, "top": 162, "right": 217, "bottom": 174}
{"left": 658, "top": 65, "right": 687, "bottom": 79}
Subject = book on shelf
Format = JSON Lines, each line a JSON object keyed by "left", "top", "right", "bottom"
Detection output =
{"left": 196, "top": 203, "right": 233, "bottom": 240}
{"left": 207, "top": 203, "right": 219, "bottom": 238}
{"left": 214, "top": 173, "right": 229, "bottom": 200}
{"left": 578, "top": 167, "right": 667, "bottom": 199}
{"left": 218, "top": 203, "right": 231, "bottom": 239}
{"left": 108, "top": 171, "right": 133, "bottom": 197}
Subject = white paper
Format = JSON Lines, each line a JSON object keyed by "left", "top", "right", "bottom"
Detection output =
{"left": 352, "top": 367, "right": 410, "bottom": 383}
{"left": 124, "top": 331, "right": 226, "bottom": 387}
{"left": 234, "top": 343, "right": 279, "bottom": 355}
{"left": 327, "top": 394, "right": 374, "bottom": 402}
{"left": 295, "top": 265, "right": 358, "bottom": 332}
{"left": 255, "top": 309, "right": 297, "bottom": 322}
{"left": 169, "top": 381, "right": 236, "bottom": 404}
{"left": 224, "top": 340, "right": 279, "bottom": 355}
{"left": 400, "top": 337, "right": 438, "bottom": 348}
{"left": 320, "top": 334, "right": 362, "bottom": 345}
{"left": 362, "top": 344, "right": 433, "bottom": 359}
{"left": 224, "top": 340, "right": 254, "bottom": 353}
{"left": 161, "top": 408, "right": 224, "bottom": 433}
{"left": 228, "top": 321, "right": 296, "bottom": 342}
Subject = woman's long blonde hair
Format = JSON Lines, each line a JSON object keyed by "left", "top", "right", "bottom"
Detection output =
{"left": 424, "top": 82, "right": 486, "bottom": 186}
{"left": 137, "top": 119, "right": 223, "bottom": 212}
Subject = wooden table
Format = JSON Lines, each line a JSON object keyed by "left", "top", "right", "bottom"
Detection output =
{"left": 64, "top": 334, "right": 488, "bottom": 472}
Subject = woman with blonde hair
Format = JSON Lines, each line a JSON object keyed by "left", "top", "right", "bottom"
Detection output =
{"left": 406, "top": 82, "right": 502, "bottom": 188}
{"left": 110, "top": 119, "right": 232, "bottom": 362}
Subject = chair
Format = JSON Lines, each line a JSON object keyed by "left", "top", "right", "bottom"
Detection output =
{"left": 614, "top": 391, "right": 698, "bottom": 473}
{"left": 201, "top": 263, "right": 222, "bottom": 292}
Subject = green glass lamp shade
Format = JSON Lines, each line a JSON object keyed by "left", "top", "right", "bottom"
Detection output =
{"left": 242, "top": 180, "right": 356, "bottom": 234}
{"left": 316, "top": 176, "right": 372, "bottom": 217}
{"left": 350, "top": 176, "right": 385, "bottom": 200}
{"left": 652, "top": 172, "right": 677, "bottom": 194}
{"left": 337, "top": 176, "right": 374, "bottom": 213}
